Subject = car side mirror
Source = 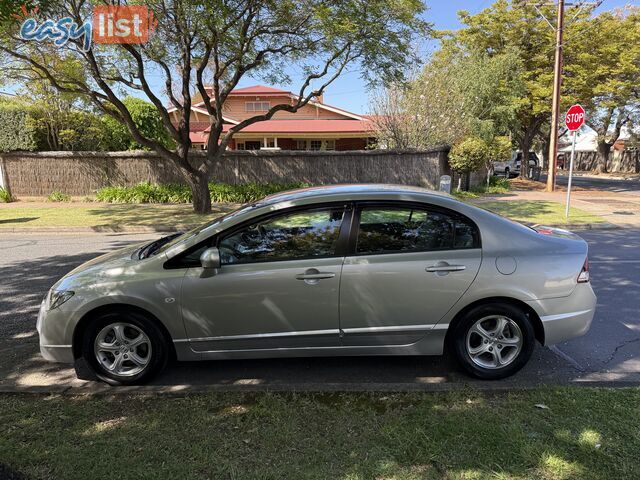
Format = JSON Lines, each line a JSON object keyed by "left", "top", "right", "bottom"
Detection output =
{"left": 200, "top": 247, "right": 221, "bottom": 270}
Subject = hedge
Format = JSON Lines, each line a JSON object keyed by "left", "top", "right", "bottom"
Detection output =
{"left": 95, "top": 182, "right": 311, "bottom": 204}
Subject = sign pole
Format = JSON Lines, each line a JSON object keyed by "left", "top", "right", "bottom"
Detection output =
{"left": 565, "top": 130, "right": 577, "bottom": 219}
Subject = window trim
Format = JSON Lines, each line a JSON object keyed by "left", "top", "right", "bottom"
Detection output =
{"left": 348, "top": 201, "right": 481, "bottom": 257}
{"left": 164, "top": 202, "right": 352, "bottom": 269}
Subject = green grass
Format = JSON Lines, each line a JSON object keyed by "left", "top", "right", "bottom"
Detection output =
{"left": 476, "top": 200, "right": 606, "bottom": 226}
{"left": 0, "top": 203, "right": 236, "bottom": 230}
{"left": 1, "top": 388, "right": 639, "bottom": 479}
{"left": 452, "top": 176, "right": 511, "bottom": 200}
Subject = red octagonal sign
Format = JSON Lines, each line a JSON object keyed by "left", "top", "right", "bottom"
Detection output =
{"left": 565, "top": 104, "right": 586, "bottom": 131}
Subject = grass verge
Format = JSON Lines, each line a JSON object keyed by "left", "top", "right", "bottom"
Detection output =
{"left": 1, "top": 388, "right": 639, "bottom": 479}
{"left": 476, "top": 200, "right": 606, "bottom": 226}
{"left": 0, "top": 203, "right": 236, "bottom": 230}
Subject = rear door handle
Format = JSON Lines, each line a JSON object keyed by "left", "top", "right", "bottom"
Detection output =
{"left": 426, "top": 264, "right": 466, "bottom": 273}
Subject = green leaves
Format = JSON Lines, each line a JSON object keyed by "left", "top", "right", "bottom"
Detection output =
{"left": 449, "top": 137, "right": 491, "bottom": 174}
{"left": 101, "top": 97, "right": 174, "bottom": 151}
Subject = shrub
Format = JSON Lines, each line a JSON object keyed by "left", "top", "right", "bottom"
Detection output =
{"left": 0, "top": 187, "right": 12, "bottom": 203}
{"left": 0, "top": 100, "right": 39, "bottom": 152}
{"left": 47, "top": 191, "right": 71, "bottom": 202}
{"left": 95, "top": 182, "right": 309, "bottom": 204}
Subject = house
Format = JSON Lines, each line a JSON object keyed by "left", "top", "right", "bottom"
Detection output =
{"left": 168, "top": 85, "right": 374, "bottom": 151}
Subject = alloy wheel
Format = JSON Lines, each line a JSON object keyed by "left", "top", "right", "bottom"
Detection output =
{"left": 465, "top": 315, "right": 523, "bottom": 369}
{"left": 94, "top": 322, "right": 152, "bottom": 377}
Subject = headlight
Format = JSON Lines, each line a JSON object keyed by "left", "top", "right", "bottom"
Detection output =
{"left": 47, "top": 290, "right": 75, "bottom": 310}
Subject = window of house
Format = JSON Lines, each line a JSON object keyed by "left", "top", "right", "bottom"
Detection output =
{"left": 309, "top": 140, "right": 323, "bottom": 151}
{"left": 356, "top": 206, "right": 479, "bottom": 255}
{"left": 296, "top": 140, "right": 307, "bottom": 150}
{"left": 245, "top": 101, "right": 270, "bottom": 112}
{"left": 218, "top": 207, "right": 345, "bottom": 264}
{"left": 236, "top": 142, "right": 245, "bottom": 150}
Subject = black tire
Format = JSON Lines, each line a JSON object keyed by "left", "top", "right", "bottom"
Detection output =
{"left": 450, "top": 303, "right": 535, "bottom": 380}
{"left": 504, "top": 167, "right": 510, "bottom": 179}
{"left": 81, "top": 310, "right": 168, "bottom": 386}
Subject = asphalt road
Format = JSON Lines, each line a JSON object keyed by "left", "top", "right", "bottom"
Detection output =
{"left": 543, "top": 173, "right": 640, "bottom": 193}
{"left": 1, "top": 228, "right": 639, "bottom": 392}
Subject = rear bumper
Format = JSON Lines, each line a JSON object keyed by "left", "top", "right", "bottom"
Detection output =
{"left": 528, "top": 283, "right": 597, "bottom": 345}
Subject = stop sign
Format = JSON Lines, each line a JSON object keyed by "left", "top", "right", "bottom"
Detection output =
{"left": 565, "top": 104, "right": 585, "bottom": 131}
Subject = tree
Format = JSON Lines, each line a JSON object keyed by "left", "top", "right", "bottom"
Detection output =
{"left": 449, "top": 136, "right": 490, "bottom": 191}
{"left": 452, "top": 1, "right": 562, "bottom": 178}
{"left": 487, "top": 135, "right": 512, "bottom": 185}
{"left": 565, "top": 8, "right": 640, "bottom": 173}
{"left": 1, "top": 0, "right": 428, "bottom": 212}
{"left": 102, "top": 97, "right": 174, "bottom": 151}
{"left": 371, "top": 46, "right": 523, "bottom": 151}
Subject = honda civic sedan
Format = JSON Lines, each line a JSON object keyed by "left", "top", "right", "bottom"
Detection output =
{"left": 38, "top": 185, "right": 596, "bottom": 385}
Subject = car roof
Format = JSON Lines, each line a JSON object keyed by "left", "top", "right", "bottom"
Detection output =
{"left": 258, "top": 184, "right": 452, "bottom": 206}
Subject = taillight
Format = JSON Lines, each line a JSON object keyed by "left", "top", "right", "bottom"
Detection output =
{"left": 577, "top": 257, "right": 590, "bottom": 283}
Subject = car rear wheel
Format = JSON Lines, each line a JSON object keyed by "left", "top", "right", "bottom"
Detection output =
{"left": 451, "top": 303, "right": 534, "bottom": 380}
{"left": 81, "top": 311, "right": 168, "bottom": 385}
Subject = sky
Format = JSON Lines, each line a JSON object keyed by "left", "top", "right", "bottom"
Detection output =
{"left": 290, "top": 0, "right": 639, "bottom": 114}
{"left": 3, "top": 0, "right": 638, "bottom": 114}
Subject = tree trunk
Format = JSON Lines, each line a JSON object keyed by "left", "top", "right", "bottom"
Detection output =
{"left": 595, "top": 140, "right": 611, "bottom": 174}
{"left": 189, "top": 171, "right": 212, "bottom": 214}
{"left": 519, "top": 136, "right": 531, "bottom": 179}
{"left": 465, "top": 172, "right": 471, "bottom": 191}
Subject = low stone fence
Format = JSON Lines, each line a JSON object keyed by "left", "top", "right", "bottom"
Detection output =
{"left": 0, "top": 148, "right": 461, "bottom": 197}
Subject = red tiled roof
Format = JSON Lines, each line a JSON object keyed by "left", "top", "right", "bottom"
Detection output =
{"left": 190, "top": 131, "right": 208, "bottom": 144}
{"left": 205, "top": 119, "right": 372, "bottom": 134}
{"left": 228, "top": 85, "right": 291, "bottom": 95}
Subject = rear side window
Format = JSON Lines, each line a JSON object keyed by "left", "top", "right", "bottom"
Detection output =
{"left": 356, "top": 206, "right": 479, "bottom": 255}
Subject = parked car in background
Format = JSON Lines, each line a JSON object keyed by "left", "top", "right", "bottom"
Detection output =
{"left": 493, "top": 152, "right": 540, "bottom": 178}
{"left": 37, "top": 185, "right": 595, "bottom": 385}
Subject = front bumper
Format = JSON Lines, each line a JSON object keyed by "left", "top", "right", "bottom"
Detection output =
{"left": 37, "top": 300, "right": 74, "bottom": 363}
{"left": 528, "top": 283, "right": 597, "bottom": 345}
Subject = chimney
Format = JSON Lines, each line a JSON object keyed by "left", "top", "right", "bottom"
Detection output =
{"left": 312, "top": 90, "right": 324, "bottom": 104}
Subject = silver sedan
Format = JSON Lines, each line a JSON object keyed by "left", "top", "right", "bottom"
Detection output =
{"left": 37, "top": 185, "right": 596, "bottom": 384}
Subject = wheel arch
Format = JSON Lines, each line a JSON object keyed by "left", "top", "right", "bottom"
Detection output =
{"left": 443, "top": 296, "right": 544, "bottom": 349}
{"left": 72, "top": 303, "right": 176, "bottom": 361}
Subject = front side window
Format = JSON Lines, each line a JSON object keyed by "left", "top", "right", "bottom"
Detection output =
{"left": 356, "top": 206, "right": 478, "bottom": 255}
{"left": 219, "top": 207, "right": 345, "bottom": 264}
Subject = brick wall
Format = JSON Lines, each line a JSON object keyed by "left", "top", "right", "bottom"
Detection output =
{"left": 0, "top": 148, "right": 461, "bottom": 197}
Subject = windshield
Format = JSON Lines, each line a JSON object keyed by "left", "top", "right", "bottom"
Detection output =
{"left": 148, "top": 201, "right": 263, "bottom": 257}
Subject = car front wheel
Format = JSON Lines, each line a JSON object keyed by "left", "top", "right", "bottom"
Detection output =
{"left": 81, "top": 311, "right": 168, "bottom": 385}
{"left": 451, "top": 303, "right": 535, "bottom": 380}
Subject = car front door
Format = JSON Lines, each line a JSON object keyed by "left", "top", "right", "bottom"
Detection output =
{"left": 339, "top": 203, "right": 482, "bottom": 346}
{"left": 179, "top": 204, "right": 348, "bottom": 352}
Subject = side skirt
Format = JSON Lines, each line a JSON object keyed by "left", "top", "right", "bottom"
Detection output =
{"left": 173, "top": 327, "right": 448, "bottom": 362}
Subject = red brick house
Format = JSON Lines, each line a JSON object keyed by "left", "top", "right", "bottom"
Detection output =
{"left": 168, "top": 85, "right": 374, "bottom": 151}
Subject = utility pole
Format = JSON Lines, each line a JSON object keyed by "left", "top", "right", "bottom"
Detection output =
{"left": 546, "top": 0, "right": 565, "bottom": 192}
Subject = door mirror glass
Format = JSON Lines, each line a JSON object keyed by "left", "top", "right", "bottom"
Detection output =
{"left": 200, "top": 247, "right": 221, "bottom": 269}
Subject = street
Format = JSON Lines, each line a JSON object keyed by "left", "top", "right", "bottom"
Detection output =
{"left": 1, "top": 226, "right": 639, "bottom": 392}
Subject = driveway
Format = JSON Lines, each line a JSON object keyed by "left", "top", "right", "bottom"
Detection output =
{"left": 1, "top": 229, "right": 639, "bottom": 392}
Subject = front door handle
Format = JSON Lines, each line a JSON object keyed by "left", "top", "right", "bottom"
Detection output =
{"left": 426, "top": 263, "right": 466, "bottom": 274}
{"left": 295, "top": 268, "right": 335, "bottom": 284}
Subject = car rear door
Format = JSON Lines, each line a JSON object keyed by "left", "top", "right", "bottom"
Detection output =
{"left": 339, "top": 202, "right": 482, "bottom": 346}
{"left": 179, "top": 204, "right": 349, "bottom": 352}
